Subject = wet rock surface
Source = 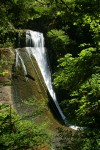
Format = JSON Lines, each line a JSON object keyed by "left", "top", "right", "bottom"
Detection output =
{"left": 12, "top": 48, "right": 48, "bottom": 116}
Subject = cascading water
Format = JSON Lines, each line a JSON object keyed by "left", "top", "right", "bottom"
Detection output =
{"left": 15, "top": 49, "right": 27, "bottom": 76}
{"left": 25, "top": 30, "right": 67, "bottom": 124}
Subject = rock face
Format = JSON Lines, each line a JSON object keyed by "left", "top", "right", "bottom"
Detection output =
{"left": 0, "top": 48, "right": 15, "bottom": 105}
{"left": 12, "top": 48, "right": 48, "bottom": 116}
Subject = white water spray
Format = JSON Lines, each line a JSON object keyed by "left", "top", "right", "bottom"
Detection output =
{"left": 15, "top": 49, "right": 27, "bottom": 76}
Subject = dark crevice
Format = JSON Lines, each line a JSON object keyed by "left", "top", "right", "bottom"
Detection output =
{"left": 25, "top": 74, "right": 35, "bottom": 81}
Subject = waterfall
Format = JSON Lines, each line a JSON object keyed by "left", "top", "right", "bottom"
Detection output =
{"left": 25, "top": 30, "right": 67, "bottom": 124}
{"left": 15, "top": 30, "right": 83, "bottom": 129}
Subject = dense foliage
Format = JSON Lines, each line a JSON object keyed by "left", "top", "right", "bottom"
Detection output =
{"left": 0, "top": 0, "right": 100, "bottom": 149}
{"left": 0, "top": 103, "right": 52, "bottom": 149}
